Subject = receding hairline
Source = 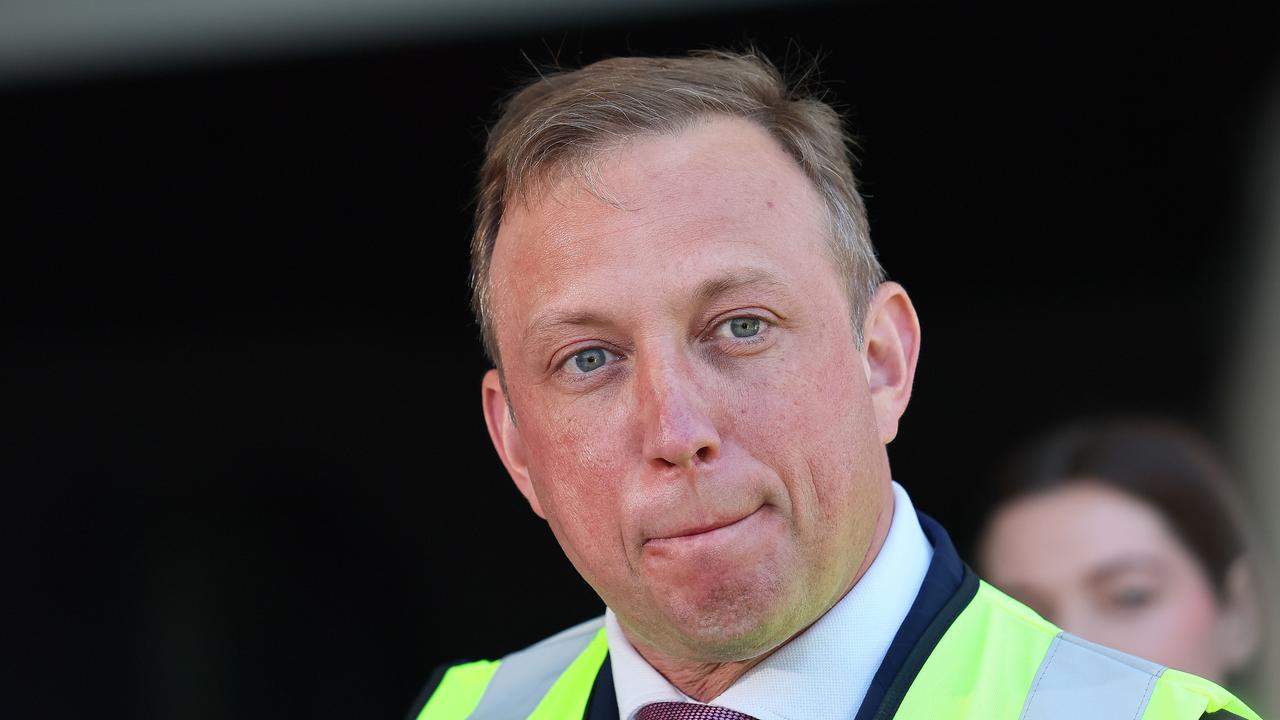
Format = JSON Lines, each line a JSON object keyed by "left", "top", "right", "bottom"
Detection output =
{"left": 502, "top": 113, "right": 820, "bottom": 220}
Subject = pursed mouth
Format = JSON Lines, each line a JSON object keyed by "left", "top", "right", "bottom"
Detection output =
{"left": 644, "top": 505, "right": 764, "bottom": 546}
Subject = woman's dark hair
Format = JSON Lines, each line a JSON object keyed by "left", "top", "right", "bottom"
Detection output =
{"left": 991, "top": 418, "right": 1248, "bottom": 592}
{"left": 986, "top": 417, "right": 1275, "bottom": 708}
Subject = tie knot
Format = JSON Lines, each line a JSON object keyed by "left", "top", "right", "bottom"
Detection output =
{"left": 635, "top": 701, "right": 757, "bottom": 720}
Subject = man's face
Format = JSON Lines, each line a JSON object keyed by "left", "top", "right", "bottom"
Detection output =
{"left": 483, "top": 117, "right": 898, "bottom": 663}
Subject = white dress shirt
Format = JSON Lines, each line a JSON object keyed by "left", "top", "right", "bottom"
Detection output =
{"left": 605, "top": 481, "right": 933, "bottom": 720}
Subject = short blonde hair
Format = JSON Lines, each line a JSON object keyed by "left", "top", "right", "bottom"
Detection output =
{"left": 471, "top": 49, "right": 884, "bottom": 365}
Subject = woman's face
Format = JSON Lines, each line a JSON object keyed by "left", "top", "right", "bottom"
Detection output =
{"left": 979, "top": 481, "right": 1234, "bottom": 681}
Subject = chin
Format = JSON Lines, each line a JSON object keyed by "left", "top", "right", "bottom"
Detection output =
{"left": 658, "top": 579, "right": 807, "bottom": 662}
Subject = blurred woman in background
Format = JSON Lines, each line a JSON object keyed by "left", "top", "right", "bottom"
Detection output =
{"left": 977, "top": 419, "right": 1273, "bottom": 710}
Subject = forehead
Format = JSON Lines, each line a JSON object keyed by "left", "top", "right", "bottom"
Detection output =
{"left": 989, "top": 483, "right": 1182, "bottom": 572}
{"left": 488, "top": 117, "right": 837, "bottom": 342}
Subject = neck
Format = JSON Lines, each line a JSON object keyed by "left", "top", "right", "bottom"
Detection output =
{"left": 643, "top": 655, "right": 769, "bottom": 702}
{"left": 628, "top": 482, "right": 898, "bottom": 701}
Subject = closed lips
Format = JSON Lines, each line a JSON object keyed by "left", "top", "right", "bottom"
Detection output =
{"left": 645, "top": 506, "right": 763, "bottom": 545}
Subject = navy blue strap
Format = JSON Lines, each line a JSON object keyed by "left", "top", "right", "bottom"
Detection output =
{"left": 857, "top": 511, "right": 976, "bottom": 720}
{"left": 584, "top": 654, "right": 619, "bottom": 720}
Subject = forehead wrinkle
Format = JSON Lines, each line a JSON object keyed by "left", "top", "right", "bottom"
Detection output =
{"left": 523, "top": 266, "right": 792, "bottom": 352}
{"left": 497, "top": 120, "right": 828, "bottom": 362}
{"left": 690, "top": 267, "right": 790, "bottom": 308}
{"left": 505, "top": 214, "right": 674, "bottom": 362}
{"left": 519, "top": 192, "right": 673, "bottom": 284}
{"left": 523, "top": 306, "right": 614, "bottom": 353}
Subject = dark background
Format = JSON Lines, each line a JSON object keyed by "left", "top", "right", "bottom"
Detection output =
{"left": 4, "top": 2, "right": 1278, "bottom": 718}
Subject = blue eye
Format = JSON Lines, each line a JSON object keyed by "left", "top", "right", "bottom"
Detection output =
{"left": 729, "top": 317, "right": 761, "bottom": 337}
{"left": 717, "top": 316, "right": 764, "bottom": 338}
{"left": 565, "top": 347, "right": 616, "bottom": 374}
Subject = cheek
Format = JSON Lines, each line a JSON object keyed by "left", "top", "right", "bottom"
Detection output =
{"left": 742, "top": 339, "right": 866, "bottom": 433}
{"left": 520, "top": 402, "right": 633, "bottom": 556}
{"left": 1098, "top": 583, "right": 1221, "bottom": 675}
{"left": 531, "top": 415, "right": 621, "bottom": 513}
{"left": 1148, "top": 584, "right": 1221, "bottom": 663}
{"left": 732, "top": 344, "right": 875, "bottom": 526}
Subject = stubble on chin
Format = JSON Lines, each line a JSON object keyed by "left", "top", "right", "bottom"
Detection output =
{"left": 628, "top": 562, "right": 809, "bottom": 664}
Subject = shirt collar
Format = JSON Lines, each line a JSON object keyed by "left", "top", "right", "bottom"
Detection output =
{"left": 605, "top": 481, "right": 934, "bottom": 720}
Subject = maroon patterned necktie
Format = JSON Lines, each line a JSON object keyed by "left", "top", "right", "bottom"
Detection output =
{"left": 635, "top": 702, "right": 758, "bottom": 720}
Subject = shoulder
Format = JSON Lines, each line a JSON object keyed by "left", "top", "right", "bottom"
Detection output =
{"left": 1148, "top": 669, "right": 1262, "bottom": 720}
{"left": 967, "top": 582, "right": 1260, "bottom": 720}
{"left": 406, "top": 616, "right": 607, "bottom": 720}
{"left": 948, "top": 579, "right": 1063, "bottom": 652}
{"left": 404, "top": 659, "right": 500, "bottom": 720}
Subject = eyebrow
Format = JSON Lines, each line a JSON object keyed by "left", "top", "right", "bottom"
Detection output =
{"left": 691, "top": 267, "right": 788, "bottom": 307}
{"left": 1085, "top": 555, "right": 1165, "bottom": 586}
{"left": 523, "top": 309, "right": 614, "bottom": 350}
{"left": 522, "top": 267, "right": 790, "bottom": 353}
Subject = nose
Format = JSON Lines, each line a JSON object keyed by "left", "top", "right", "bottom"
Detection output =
{"left": 636, "top": 353, "right": 722, "bottom": 471}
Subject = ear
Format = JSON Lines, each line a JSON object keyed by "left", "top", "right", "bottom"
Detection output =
{"left": 481, "top": 368, "right": 545, "bottom": 519}
{"left": 1214, "top": 556, "right": 1262, "bottom": 674}
{"left": 860, "top": 282, "right": 922, "bottom": 444}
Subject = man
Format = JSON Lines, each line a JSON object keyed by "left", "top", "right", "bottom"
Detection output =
{"left": 411, "top": 51, "right": 1260, "bottom": 720}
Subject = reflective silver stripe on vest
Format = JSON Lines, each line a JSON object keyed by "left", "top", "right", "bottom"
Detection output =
{"left": 1020, "top": 631, "right": 1166, "bottom": 720}
{"left": 468, "top": 615, "right": 605, "bottom": 719}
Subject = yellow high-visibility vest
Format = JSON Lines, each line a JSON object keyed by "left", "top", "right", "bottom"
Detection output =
{"left": 416, "top": 581, "right": 1259, "bottom": 720}
{"left": 413, "top": 514, "right": 1261, "bottom": 720}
